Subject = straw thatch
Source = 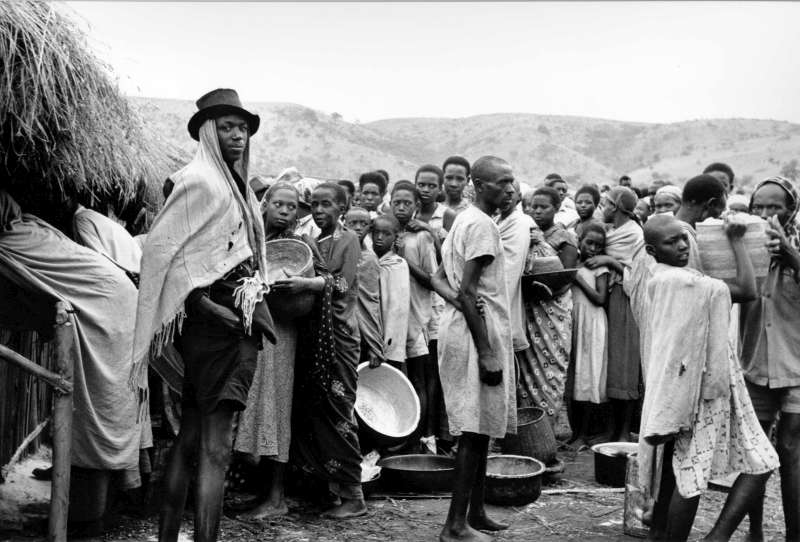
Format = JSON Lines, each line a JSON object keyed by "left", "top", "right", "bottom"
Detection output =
{"left": 0, "top": 0, "right": 183, "bottom": 227}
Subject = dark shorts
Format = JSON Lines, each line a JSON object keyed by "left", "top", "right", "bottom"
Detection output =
{"left": 745, "top": 380, "right": 800, "bottom": 422}
{"left": 178, "top": 319, "right": 258, "bottom": 415}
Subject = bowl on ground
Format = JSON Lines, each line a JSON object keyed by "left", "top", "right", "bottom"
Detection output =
{"left": 377, "top": 454, "right": 455, "bottom": 494}
{"left": 591, "top": 442, "right": 639, "bottom": 487}
{"left": 355, "top": 363, "right": 420, "bottom": 449}
{"left": 485, "top": 455, "right": 545, "bottom": 506}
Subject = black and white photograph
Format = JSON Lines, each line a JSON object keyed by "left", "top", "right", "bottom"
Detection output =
{"left": 0, "top": 1, "right": 799, "bottom": 541}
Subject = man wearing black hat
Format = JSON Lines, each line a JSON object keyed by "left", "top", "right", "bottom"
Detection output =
{"left": 134, "top": 88, "right": 273, "bottom": 542}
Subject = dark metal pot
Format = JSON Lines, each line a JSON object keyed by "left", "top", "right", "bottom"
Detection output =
{"left": 485, "top": 455, "right": 545, "bottom": 507}
{"left": 377, "top": 454, "right": 455, "bottom": 494}
{"left": 592, "top": 442, "right": 639, "bottom": 488}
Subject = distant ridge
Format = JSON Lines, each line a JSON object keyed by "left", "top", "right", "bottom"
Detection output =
{"left": 132, "top": 96, "right": 800, "bottom": 189}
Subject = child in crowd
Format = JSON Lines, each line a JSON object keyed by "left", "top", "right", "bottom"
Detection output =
{"left": 569, "top": 184, "right": 602, "bottom": 240}
{"left": 236, "top": 182, "right": 306, "bottom": 519}
{"left": 371, "top": 214, "right": 410, "bottom": 369}
{"left": 585, "top": 186, "right": 643, "bottom": 442}
{"left": 639, "top": 214, "right": 778, "bottom": 541}
{"left": 358, "top": 171, "right": 388, "bottom": 218}
{"left": 568, "top": 223, "right": 610, "bottom": 447}
{"left": 345, "top": 207, "right": 385, "bottom": 368}
{"left": 390, "top": 180, "right": 438, "bottom": 451}
{"left": 290, "top": 182, "right": 367, "bottom": 519}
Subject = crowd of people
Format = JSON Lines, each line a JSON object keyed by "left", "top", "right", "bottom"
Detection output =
{"left": 2, "top": 88, "right": 800, "bottom": 542}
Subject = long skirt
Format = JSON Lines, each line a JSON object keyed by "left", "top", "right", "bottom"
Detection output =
{"left": 516, "top": 291, "right": 573, "bottom": 425}
{"left": 234, "top": 320, "right": 298, "bottom": 462}
{"left": 605, "top": 284, "right": 641, "bottom": 400}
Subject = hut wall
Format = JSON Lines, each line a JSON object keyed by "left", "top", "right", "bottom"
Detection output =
{"left": 0, "top": 330, "right": 54, "bottom": 468}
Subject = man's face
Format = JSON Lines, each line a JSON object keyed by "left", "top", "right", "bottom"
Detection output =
{"left": 444, "top": 164, "right": 469, "bottom": 200}
{"left": 360, "top": 183, "right": 383, "bottom": 212}
{"left": 708, "top": 171, "right": 733, "bottom": 193}
{"left": 646, "top": 221, "right": 690, "bottom": 267}
{"left": 215, "top": 114, "right": 249, "bottom": 164}
{"left": 345, "top": 209, "right": 371, "bottom": 243}
{"left": 390, "top": 189, "right": 417, "bottom": 224}
{"left": 551, "top": 181, "right": 568, "bottom": 203}
{"left": 416, "top": 172, "right": 441, "bottom": 206}
{"left": 700, "top": 194, "right": 727, "bottom": 221}
{"left": 751, "top": 184, "right": 791, "bottom": 225}
{"left": 499, "top": 182, "right": 519, "bottom": 215}
{"left": 619, "top": 178, "right": 632, "bottom": 188}
{"left": 477, "top": 164, "right": 514, "bottom": 212}
{"left": 600, "top": 196, "right": 617, "bottom": 224}
{"left": 574, "top": 193, "right": 596, "bottom": 220}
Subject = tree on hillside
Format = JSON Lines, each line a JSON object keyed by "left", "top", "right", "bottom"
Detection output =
{"left": 780, "top": 159, "right": 799, "bottom": 181}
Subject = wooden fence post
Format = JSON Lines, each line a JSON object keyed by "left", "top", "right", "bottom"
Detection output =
{"left": 48, "top": 302, "right": 73, "bottom": 542}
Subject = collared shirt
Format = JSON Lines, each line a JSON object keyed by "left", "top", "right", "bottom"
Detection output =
{"left": 740, "top": 262, "right": 800, "bottom": 388}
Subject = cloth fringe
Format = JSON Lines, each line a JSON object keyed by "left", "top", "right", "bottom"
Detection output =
{"left": 233, "top": 271, "right": 269, "bottom": 335}
{"left": 128, "top": 309, "right": 185, "bottom": 393}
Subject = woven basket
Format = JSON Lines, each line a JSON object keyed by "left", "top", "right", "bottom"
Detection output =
{"left": 264, "top": 238, "right": 315, "bottom": 320}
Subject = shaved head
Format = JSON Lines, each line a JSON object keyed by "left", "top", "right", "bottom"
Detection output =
{"left": 472, "top": 156, "right": 510, "bottom": 185}
{"left": 643, "top": 214, "right": 678, "bottom": 246}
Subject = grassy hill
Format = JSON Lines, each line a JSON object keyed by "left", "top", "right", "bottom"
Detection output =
{"left": 132, "top": 97, "right": 800, "bottom": 190}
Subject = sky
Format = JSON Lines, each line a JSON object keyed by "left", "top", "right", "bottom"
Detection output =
{"left": 66, "top": 1, "right": 800, "bottom": 125}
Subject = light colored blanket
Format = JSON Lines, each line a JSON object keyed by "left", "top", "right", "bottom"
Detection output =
{"left": 73, "top": 205, "right": 142, "bottom": 274}
{"left": 0, "top": 191, "right": 143, "bottom": 473}
{"left": 132, "top": 120, "right": 268, "bottom": 389}
{"left": 378, "top": 251, "right": 409, "bottom": 363}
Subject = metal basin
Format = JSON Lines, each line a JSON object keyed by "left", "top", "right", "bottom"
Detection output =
{"left": 356, "top": 363, "right": 420, "bottom": 448}
{"left": 377, "top": 454, "right": 455, "bottom": 494}
{"left": 592, "top": 442, "right": 639, "bottom": 487}
{"left": 485, "top": 455, "right": 545, "bottom": 506}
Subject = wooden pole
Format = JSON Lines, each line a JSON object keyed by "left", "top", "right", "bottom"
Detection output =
{"left": 48, "top": 302, "right": 73, "bottom": 542}
{"left": 0, "top": 344, "right": 72, "bottom": 394}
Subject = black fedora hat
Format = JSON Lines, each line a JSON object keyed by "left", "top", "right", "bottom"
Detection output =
{"left": 187, "top": 88, "right": 260, "bottom": 141}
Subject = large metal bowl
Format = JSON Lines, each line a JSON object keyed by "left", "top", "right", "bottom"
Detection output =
{"left": 377, "top": 454, "right": 455, "bottom": 494}
{"left": 355, "top": 363, "right": 420, "bottom": 448}
{"left": 265, "top": 238, "right": 315, "bottom": 320}
{"left": 485, "top": 455, "right": 545, "bottom": 506}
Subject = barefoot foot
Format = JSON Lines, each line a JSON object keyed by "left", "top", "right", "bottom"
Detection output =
{"left": 239, "top": 499, "right": 289, "bottom": 521}
{"left": 439, "top": 524, "right": 493, "bottom": 541}
{"left": 468, "top": 513, "right": 509, "bottom": 532}
{"left": 321, "top": 498, "right": 367, "bottom": 520}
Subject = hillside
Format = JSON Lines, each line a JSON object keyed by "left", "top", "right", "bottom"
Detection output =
{"left": 132, "top": 97, "right": 800, "bottom": 189}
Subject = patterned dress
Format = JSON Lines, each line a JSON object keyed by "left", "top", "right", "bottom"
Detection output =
{"left": 516, "top": 225, "right": 574, "bottom": 424}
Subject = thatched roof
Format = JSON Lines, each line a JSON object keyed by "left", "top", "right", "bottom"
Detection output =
{"left": 0, "top": 0, "right": 184, "bottom": 226}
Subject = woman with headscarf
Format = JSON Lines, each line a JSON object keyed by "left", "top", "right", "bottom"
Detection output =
{"left": 132, "top": 89, "right": 275, "bottom": 542}
{"left": 516, "top": 187, "right": 577, "bottom": 428}
{"left": 653, "top": 185, "right": 683, "bottom": 215}
{"left": 585, "top": 186, "right": 644, "bottom": 442}
{"left": 739, "top": 176, "right": 800, "bottom": 541}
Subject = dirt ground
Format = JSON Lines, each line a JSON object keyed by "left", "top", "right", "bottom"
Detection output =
{"left": 0, "top": 447, "right": 787, "bottom": 542}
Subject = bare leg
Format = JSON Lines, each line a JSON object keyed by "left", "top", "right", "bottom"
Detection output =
{"left": 194, "top": 403, "right": 236, "bottom": 542}
{"left": 440, "top": 432, "right": 492, "bottom": 542}
{"left": 425, "top": 340, "right": 440, "bottom": 438}
{"left": 616, "top": 400, "right": 635, "bottom": 442}
{"left": 743, "top": 420, "right": 773, "bottom": 542}
{"left": 158, "top": 407, "right": 200, "bottom": 542}
{"left": 467, "top": 436, "right": 508, "bottom": 532}
{"left": 321, "top": 482, "right": 367, "bottom": 519}
{"left": 664, "top": 488, "right": 700, "bottom": 542}
{"left": 777, "top": 413, "right": 800, "bottom": 541}
{"left": 650, "top": 441, "right": 676, "bottom": 541}
{"left": 407, "top": 354, "right": 429, "bottom": 445}
{"left": 240, "top": 461, "right": 289, "bottom": 520}
{"left": 703, "top": 472, "right": 772, "bottom": 542}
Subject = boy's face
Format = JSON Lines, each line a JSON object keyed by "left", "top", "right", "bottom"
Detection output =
{"left": 416, "top": 172, "right": 441, "bottom": 206}
{"left": 444, "top": 164, "right": 469, "bottom": 200}
{"left": 551, "top": 181, "right": 568, "bottom": 203}
{"left": 390, "top": 189, "right": 417, "bottom": 224}
{"left": 371, "top": 220, "right": 397, "bottom": 255}
{"left": 575, "top": 193, "right": 596, "bottom": 220}
{"left": 646, "top": 221, "right": 690, "bottom": 267}
{"left": 345, "top": 210, "right": 371, "bottom": 243}
{"left": 360, "top": 183, "right": 383, "bottom": 212}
